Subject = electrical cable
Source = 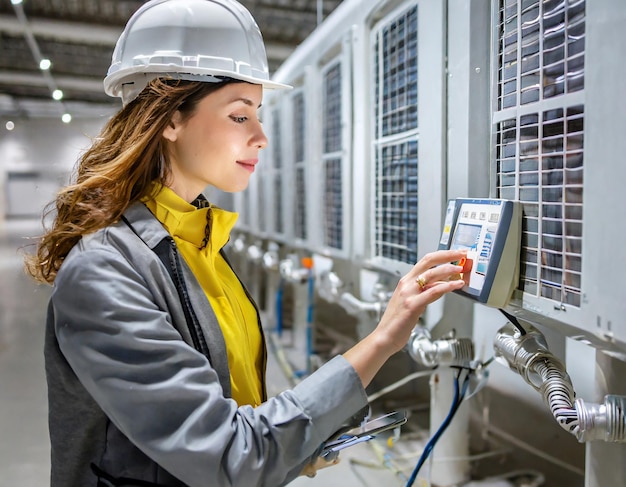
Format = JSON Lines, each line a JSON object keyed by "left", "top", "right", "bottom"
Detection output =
{"left": 405, "top": 368, "right": 472, "bottom": 487}
{"left": 391, "top": 445, "right": 511, "bottom": 464}
{"left": 499, "top": 308, "right": 526, "bottom": 335}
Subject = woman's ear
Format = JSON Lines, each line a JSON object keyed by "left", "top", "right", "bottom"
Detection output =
{"left": 162, "top": 110, "right": 182, "bottom": 142}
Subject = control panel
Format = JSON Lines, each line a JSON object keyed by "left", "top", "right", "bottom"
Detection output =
{"left": 438, "top": 198, "right": 521, "bottom": 308}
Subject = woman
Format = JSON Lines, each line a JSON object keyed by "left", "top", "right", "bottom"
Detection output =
{"left": 25, "top": 1, "right": 467, "bottom": 486}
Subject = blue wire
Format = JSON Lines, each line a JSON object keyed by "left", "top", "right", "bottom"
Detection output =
{"left": 405, "top": 369, "right": 471, "bottom": 487}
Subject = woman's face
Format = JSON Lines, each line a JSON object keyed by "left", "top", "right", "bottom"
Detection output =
{"left": 162, "top": 82, "right": 267, "bottom": 202}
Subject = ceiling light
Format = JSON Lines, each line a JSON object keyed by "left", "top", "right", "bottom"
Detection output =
{"left": 6, "top": 121, "right": 15, "bottom": 131}
{"left": 62, "top": 113, "right": 72, "bottom": 124}
{"left": 52, "top": 89, "right": 63, "bottom": 100}
{"left": 40, "top": 59, "right": 52, "bottom": 70}
{"left": 11, "top": 0, "right": 23, "bottom": 5}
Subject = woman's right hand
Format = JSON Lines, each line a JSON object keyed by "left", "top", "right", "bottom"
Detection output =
{"left": 343, "top": 249, "right": 468, "bottom": 387}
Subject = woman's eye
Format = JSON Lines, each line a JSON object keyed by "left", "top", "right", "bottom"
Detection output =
{"left": 231, "top": 116, "right": 247, "bottom": 123}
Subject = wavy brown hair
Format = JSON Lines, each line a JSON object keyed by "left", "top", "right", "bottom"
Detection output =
{"left": 24, "top": 77, "right": 239, "bottom": 284}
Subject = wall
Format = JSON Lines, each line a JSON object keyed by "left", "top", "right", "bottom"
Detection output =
{"left": 0, "top": 117, "right": 108, "bottom": 220}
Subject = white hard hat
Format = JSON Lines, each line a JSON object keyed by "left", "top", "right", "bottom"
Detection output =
{"left": 104, "top": 0, "right": 291, "bottom": 104}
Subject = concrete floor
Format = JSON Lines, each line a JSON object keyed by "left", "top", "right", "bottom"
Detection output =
{"left": 0, "top": 218, "right": 52, "bottom": 486}
{"left": 0, "top": 218, "right": 408, "bottom": 487}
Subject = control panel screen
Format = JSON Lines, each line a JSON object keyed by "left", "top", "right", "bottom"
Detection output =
{"left": 451, "top": 203, "right": 503, "bottom": 295}
{"left": 439, "top": 198, "right": 520, "bottom": 307}
{"left": 450, "top": 223, "right": 482, "bottom": 251}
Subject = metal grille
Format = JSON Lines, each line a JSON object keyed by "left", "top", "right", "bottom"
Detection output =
{"left": 272, "top": 108, "right": 284, "bottom": 234}
{"left": 372, "top": 5, "right": 419, "bottom": 265}
{"left": 323, "top": 158, "right": 343, "bottom": 249}
{"left": 292, "top": 92, "right": 307, "bottom": 240}
{"left": 241, "top": 188, "right": 250, "bottom": 226}
{"left": 495, "top": 0, "right": 585, "bottom": 307}
{"left": 375, "top": 140, "right": 418, "bottom": 264}
{"left": 294, "top": 167, "right": 307, "bottom": 240}
{"left": 324, "top": 63, "right": 342, "bottom": 153}
{"left": 497, "top": 0, "right": 585, "bottom": 109}
{"left": 322, "top": 62, "right": 343, "bottom": 249}
{"left": 257, "top": 173, "right": 266, "bottom": 232}
{"left": 375, "top": 5, "right": 418, "bottom": 137}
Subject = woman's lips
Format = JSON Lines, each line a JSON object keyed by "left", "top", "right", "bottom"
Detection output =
{"left": 237, "top": 159, "right": 258, "bottom": 173}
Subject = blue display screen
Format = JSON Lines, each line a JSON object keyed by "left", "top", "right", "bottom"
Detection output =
{"left": 451, "top": 223, "right": 481, "bottom": 251}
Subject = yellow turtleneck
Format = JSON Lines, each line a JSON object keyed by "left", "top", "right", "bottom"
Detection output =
{"left": 144, "top": 185, "right": 263, "bottom": 407}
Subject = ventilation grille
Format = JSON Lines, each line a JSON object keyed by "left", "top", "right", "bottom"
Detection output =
{"left": 292, "top": 92, "right": 307, "bottom": 240}
{"left": 257, "top": 173, "right": 266, "bottom": 232}
{"left": 498, "top": 0, "right": 585, "bottom": 109}
{"left": 241, "top": 188, "right": 250, "bottom": 226}
{"left": 495, "top": 0, "right": 585, "bottom": 307}
{"left": 323, "top": 158, "right": 343, "bottom": 249}
{"left": 295, "top": 166, "right": 307, "bottom": 240}
{"left": 373, "top": 5, "right": 419, "bottom": 265}
{"left": 322, "top": 62, "right": 343, "bottom": 249}
{"left": 375, "top": 140, "right": 418, "bottom": 264}
{"left": 324, "top": 63, "right": 342, "bottom": 153}
{"left": 376, "top": 5, "right": 418, "bottom": 137}
{"left": 272, "top": 108, "right": 283, "bottom": 234}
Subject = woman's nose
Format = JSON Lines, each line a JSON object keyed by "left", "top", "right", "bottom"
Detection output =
{"left": 253, "top": 122, "right": 268, "bottom": 149}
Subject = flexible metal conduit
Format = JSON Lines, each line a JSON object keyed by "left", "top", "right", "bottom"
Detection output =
{"left": 494, "top": 322, "right": 626, "bottom": 443}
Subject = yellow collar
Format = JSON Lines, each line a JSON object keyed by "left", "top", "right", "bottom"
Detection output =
{"left": 144, "top": 185, "right": 238, "bottom": 251}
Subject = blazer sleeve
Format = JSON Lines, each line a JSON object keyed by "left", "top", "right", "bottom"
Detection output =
{"left": 51, "top": 243, "right": 369, "bottom": 487}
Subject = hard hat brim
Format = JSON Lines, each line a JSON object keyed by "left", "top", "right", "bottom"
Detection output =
{"left": 104, "top": 65, "right": 292, "bottom": 101}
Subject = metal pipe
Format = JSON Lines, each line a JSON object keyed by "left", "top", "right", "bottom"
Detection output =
{"left": 408, "top": 327, "right": 474, "bottom": 368}
{"left": 338, "top": 292, "right": 381, "bottom": 315}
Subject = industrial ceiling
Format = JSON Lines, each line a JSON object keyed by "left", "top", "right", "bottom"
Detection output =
{"left": 0, "top": 0, "right": 343, "bottom": 120}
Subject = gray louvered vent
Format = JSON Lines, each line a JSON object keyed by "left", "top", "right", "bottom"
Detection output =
{"left": 322, "top": 62, "right": 343, "bottom": 249}
{"left": 292, "top": 92, "right": 307, "bottom": 240}
{"left": 495, "top": 0, "right": 585, "bottom": 306}
{"left": 373, "top": 5, "right": 419, "bottom": 264}
{"left": 272, "top": 109, "right": 284, "bottom": 235}
{"left": 257, "top": 173, "right": 266, "bottom": 232}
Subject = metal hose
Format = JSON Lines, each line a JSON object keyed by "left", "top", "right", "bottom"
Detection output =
{"left": 534, "top": 359, "right": 579, "bottom": 437}
{"left": 494, "top": 321, "right": 626, "bottom": 443}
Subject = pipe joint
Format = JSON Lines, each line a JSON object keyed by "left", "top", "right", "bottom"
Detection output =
{"left": 246, "top": 242, "right": 263, "bottom": 263}
{"left": 575, "top": 395, "right": 626, "bottom": 443}
{"left": 408, "top": 327, "right": 474, "bottom": 367}
{"left": 278, "top": 259, "right": 309, "bottom": 283}
{"left": 316, "top": 271, "right": 344, "bottom": 303}
{"left": 494, "top": 322, "right": 567, "bottom": 391}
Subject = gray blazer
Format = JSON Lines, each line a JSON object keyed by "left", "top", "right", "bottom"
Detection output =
{"left": 45, "top": 202, "right": 368, "bottom": 487}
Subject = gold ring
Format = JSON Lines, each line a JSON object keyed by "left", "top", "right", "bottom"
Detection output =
{"left": 416, "top": 275, "right": 427, "bottom": 291}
